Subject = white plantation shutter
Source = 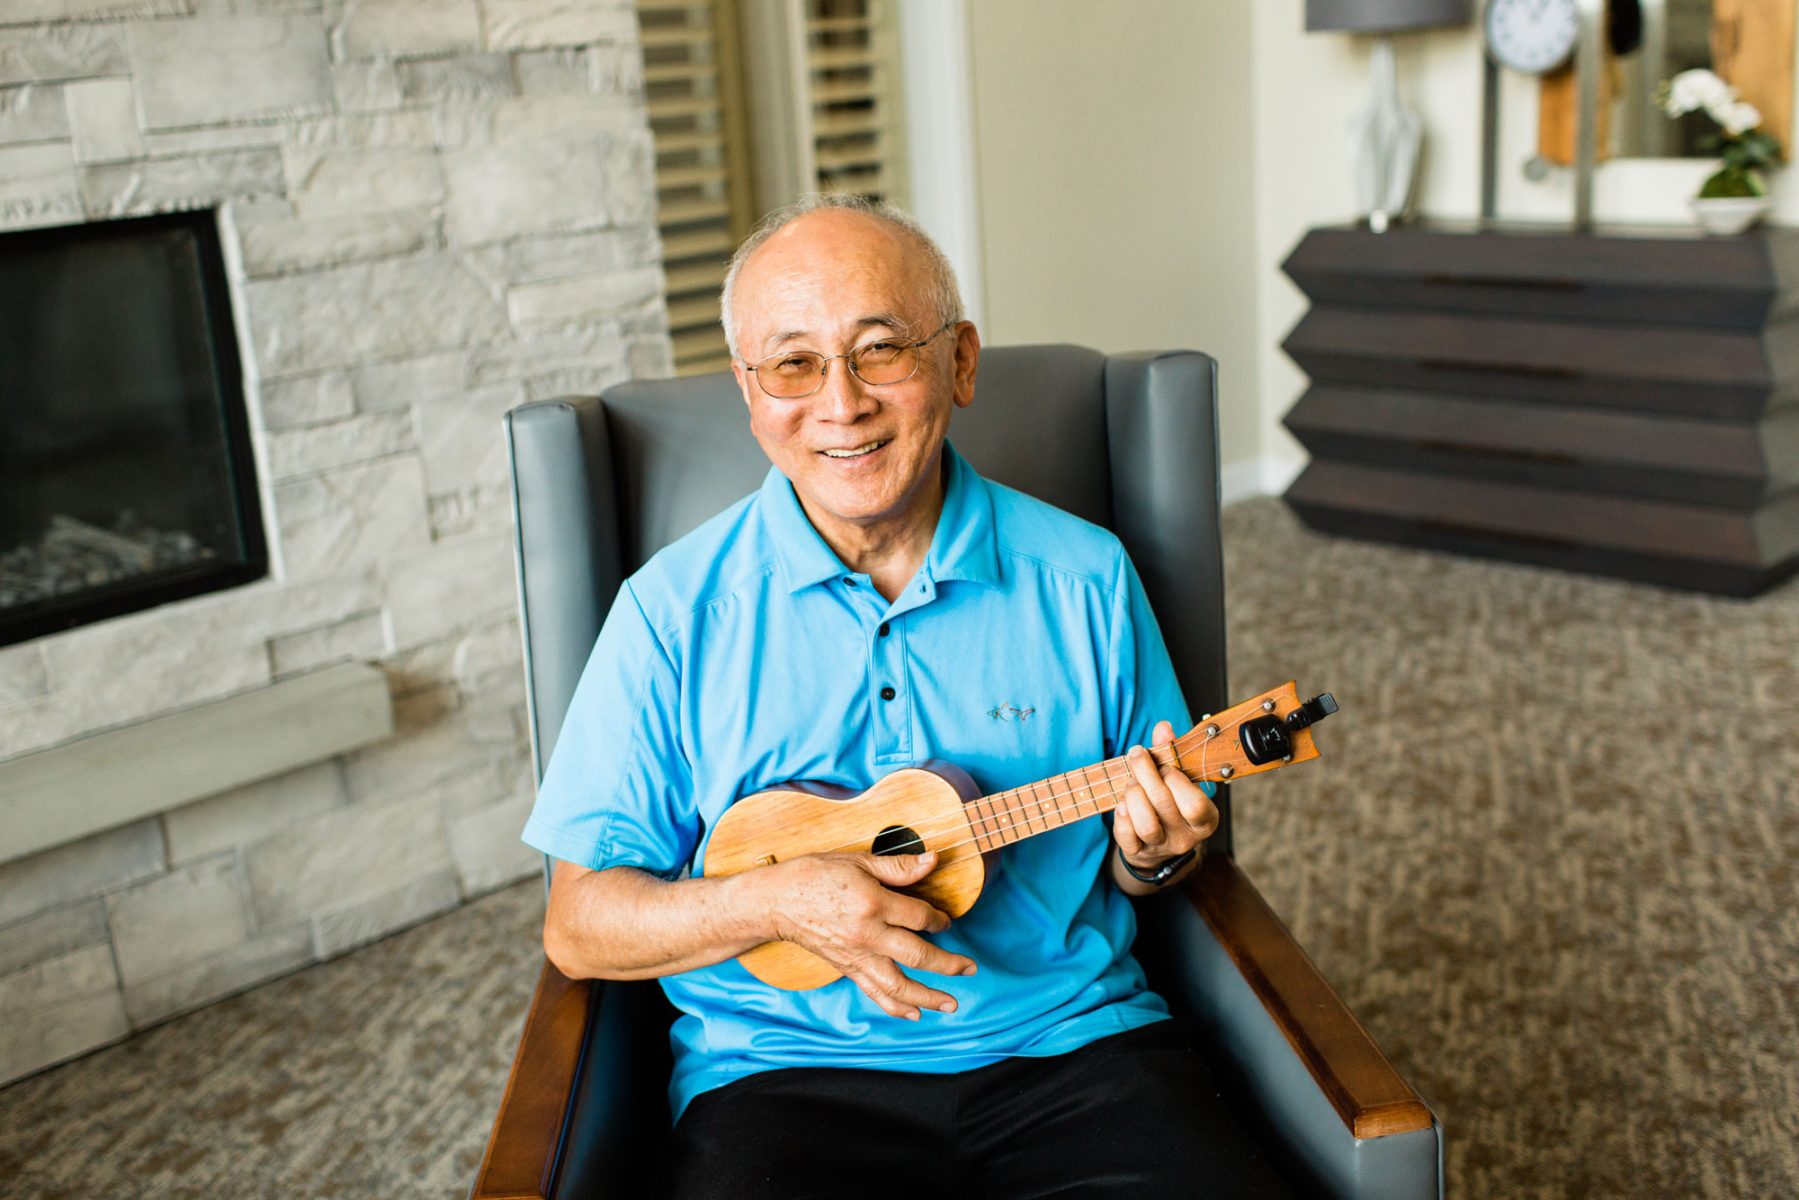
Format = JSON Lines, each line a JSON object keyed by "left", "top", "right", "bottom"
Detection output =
{"left": 802, "top": 0, "right": 908, "bottom": 205}
{"left": 635, "top": 0, "right": 910, "bottom": 375}
{"left": 636, "top": 0, "right": 754, "bottom": 375}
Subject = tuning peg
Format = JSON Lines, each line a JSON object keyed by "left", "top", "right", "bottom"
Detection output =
{"left": 1284, "top": 693, "right": 1338, "bottom": 731}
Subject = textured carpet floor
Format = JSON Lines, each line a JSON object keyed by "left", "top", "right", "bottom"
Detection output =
{"left": 2, "top": 498, "right": 1796, "bottom": 1198}
{"left": 0, "top": 877, "right": 544, "bottom": 1198}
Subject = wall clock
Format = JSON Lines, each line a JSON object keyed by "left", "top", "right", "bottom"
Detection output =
{"left": 1480, "top": 0, "right": 1604, "bottom": 226}
{"left": 1484, "top": 0, "right": 1581, "bottom": 76}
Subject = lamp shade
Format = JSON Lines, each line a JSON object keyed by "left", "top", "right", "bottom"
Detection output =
{"left": 1305, "top": 0, "right": 1470, "bottom": 32}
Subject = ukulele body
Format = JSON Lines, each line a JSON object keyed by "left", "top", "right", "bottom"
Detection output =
{"left": 697, "top": 682, "right": 1337, "bottom": 992}
{"left": 702, "top": 762, "right": 990, "bottom": 990}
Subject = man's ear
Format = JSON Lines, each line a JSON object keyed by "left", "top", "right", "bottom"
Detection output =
{"left": 732, "top": 359, "right": 754, "bottom": 411}
{"left": 951, "top": 322, "right": 981, "bottom": 410}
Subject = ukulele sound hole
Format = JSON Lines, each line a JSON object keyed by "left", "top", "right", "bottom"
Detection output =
{"left": 871, "top": 825, "right": 925, "bottom": 857}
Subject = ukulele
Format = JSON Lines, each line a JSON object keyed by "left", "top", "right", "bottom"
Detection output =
{"left": 702, "top": 681, "right": 1338, "bottom": 989}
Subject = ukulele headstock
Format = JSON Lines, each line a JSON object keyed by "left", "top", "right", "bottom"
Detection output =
{"left": 1168, "top": 682, "right": 1337, "bottom": 785}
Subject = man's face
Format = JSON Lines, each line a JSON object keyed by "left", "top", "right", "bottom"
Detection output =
{"left": 729, "top": 211, "right": 978, "bottom": 540}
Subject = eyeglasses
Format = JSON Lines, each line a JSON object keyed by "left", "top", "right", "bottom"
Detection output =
{"left": 742, "top": 322, "right": 956, "bottom": 399}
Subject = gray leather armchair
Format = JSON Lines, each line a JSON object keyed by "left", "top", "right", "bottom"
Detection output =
{"left": 471, "top": 345, "right": 1443, "bottom": 1199}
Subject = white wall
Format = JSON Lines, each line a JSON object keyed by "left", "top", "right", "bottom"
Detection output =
{"left": 961, "top": 0, "right": 1262, "bottom": 487}
{"left": 962, "top": 0, "right": 1799, "bottom": 499}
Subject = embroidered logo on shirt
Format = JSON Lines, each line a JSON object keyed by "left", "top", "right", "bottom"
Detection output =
{"left": 988, "top": 703, "right": 1036, "bottom": 722}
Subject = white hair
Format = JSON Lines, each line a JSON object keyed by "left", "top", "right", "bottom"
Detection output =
{"left": 718, "top": 192, "right": 965, "bottom": 358}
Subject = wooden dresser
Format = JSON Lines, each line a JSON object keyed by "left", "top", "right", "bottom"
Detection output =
{"left": 1279, "top": 221, "right": 1799, "bottom": 597}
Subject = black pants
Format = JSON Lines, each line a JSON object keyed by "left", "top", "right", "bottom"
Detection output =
{"left": 660, "top": 1019, "right": 1295, "bottom": 1200}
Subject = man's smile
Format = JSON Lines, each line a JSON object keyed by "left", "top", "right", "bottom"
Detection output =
{"left": 819, "top": 439, "right": 892, "bottom": 460}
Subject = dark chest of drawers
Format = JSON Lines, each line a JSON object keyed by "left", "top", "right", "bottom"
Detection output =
{"left": 1279, "top": 221, "right": 1799, "bottom": 597}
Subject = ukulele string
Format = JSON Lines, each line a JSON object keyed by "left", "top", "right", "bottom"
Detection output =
{"left": 904, "top": 706, "right": 1259, "bottom": 859}
{"left": 922, "top": 767, "right": 1147, "bottom": 859}
{"left": 789, "top": 761, "right": 1144, "bottom": 862}
{"left": 792, "top": 706, "right": 1259, "bottom": 862}
{"left": 924, "top": 706, "right": 1261, "bottom": 858}
{"left": 941, "top": 706, "right": 1259, "bottom": 855}
{"left": 923, "top": 748, "right": 1199, "bottom": 860}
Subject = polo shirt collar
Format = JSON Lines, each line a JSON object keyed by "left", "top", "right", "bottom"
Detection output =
{"left": 760, "top": 440, "right": 1002, "bottom": 595}
{"left": 760, "top": 461, "right": 847, "bottom": 594}
{"left": 926, "top": 442, "right": 1002, "bottom": 588}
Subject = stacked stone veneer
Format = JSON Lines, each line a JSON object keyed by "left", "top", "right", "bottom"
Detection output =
{"left": 0, "top": 0, "right": 670, "bottom": 1086}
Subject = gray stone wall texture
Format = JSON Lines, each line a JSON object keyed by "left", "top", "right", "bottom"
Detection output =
{"left": 0, "top": 0, "right": 670, "bottom": 1086}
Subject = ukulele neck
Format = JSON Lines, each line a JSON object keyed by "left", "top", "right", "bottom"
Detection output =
{"left": 961, "top": 683, "right": 1335, "bottom": 853}
{"left": 966, "top": 753, "right": 1162, "bottom": 851}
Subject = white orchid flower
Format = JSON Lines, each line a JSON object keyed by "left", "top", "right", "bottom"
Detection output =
{"left": 1663, "top": 68, "right": 1736, "bottom": 118}
{"left": 1695, "top": 74, "right": 1736, "bottom": 109}
{"left": 1720, "top": 101, "right": 1762, "bottom": 136}
{"left": 1663, "top": 76, "right": 1696, "bottom": 115}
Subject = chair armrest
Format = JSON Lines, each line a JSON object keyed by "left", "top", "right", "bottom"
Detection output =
{"left": 471, "top": 960, "right": 593, "bottom": 1200}
{"left": 1183, "top": 855, "right": 1431, "bottom": 1139}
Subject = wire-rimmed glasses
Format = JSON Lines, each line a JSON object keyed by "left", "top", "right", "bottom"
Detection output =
{"left": 742, "top": 322, "right": 956, "bottom": 399}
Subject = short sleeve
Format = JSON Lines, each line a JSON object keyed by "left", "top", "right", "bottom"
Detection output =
{"left": 1102, "top": 549, "right": 1198, "bottom": 780}
{"left": 520, "top": 579, "right": 699, "bottom": 877}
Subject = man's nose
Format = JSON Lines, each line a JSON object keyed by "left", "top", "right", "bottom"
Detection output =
{"left": 815, "top": 359, "right": 878, "bottom": 421}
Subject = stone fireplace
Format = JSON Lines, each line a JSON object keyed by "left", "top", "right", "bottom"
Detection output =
{"left": 0, "top": 0, "right": 668, "bottom": 1086}
{"left": 1, "top": 210, "right": 268, "bottom": 646}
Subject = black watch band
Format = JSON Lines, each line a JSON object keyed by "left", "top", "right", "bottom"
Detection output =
{"left": 1116, "top": 844, "right": 1198, "bottom": 886}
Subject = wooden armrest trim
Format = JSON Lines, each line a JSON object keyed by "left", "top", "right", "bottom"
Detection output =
{"left": 471, "top": 959, "right": 595, "bottom": 1200}
{"left": 1185, "top": 855, "right": 1432, "bottom": 1140}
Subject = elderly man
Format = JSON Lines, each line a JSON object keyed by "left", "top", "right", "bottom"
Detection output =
{"left": 521, "top": 195, "right": 1290, "bottom": 1198}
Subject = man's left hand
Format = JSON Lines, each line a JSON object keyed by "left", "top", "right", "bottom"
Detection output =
{"left": 1112, "top": 719, "right": 1218, "bottom": 887}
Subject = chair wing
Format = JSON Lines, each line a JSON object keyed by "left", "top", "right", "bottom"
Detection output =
{"left": 505, "top": 398, "right": 624, "bottom": 782}
{"left": 1102, "top": 354, "right": 1230, "bottom": 726}
{"left": 473, "top": 346, "right": 1443, "bottom": 1200}
{"left": 1101, "top": 351, "right": 1234, "bottom": 850}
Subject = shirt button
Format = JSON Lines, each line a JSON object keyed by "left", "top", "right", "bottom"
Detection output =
{"left": 843, "top": 577, "right": 857, "bottom": 586}
{"left": 878, "top": 622, "right": 890, "bottom": 638}
{"left": 879, "top": 685, "right": 896, "bottom": 701}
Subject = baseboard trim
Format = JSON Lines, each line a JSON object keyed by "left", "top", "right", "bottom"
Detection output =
{"left": 1222, "top": 456, "right": 1306, "bottom": 505}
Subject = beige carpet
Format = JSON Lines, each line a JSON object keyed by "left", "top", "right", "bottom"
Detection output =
{"left": 1222, "top": 501, "right": 1799, "bottom": 1198}
{"left": 0, "top": 877, "right": 544, "bottom": 1198}
{"left": 2, "top": 498, "right": 1796, "bottom": 1198}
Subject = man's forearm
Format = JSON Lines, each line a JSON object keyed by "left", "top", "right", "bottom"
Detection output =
{"left": 543, "top": 863, "right": 777, "bottom": 981}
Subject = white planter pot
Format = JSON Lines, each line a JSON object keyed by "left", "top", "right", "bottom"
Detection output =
{"left": 1688, "top": 196, "right": 1772, "bottom": 236}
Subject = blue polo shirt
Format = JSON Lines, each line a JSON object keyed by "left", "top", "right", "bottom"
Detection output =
{"left": 522, "top": 442, "right": 1193, "bottom": 1119}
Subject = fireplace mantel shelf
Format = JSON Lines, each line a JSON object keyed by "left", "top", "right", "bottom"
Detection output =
{"left": 0, "top": 662, "right": 394, "bottom": 867}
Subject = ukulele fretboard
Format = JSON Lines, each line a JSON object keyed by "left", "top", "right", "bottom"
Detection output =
{"left": 965, "top": 742, "right": 1197, "bottom": 851}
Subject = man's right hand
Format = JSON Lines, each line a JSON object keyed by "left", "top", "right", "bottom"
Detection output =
{"left": 767, "top": 851, "right": 977, "bottom": 1021}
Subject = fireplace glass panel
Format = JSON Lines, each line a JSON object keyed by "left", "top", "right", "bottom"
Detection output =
{"left": 0, "top": 211, "right": 266, "bottom": 648}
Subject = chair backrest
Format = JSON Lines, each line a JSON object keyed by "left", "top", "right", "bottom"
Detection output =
{"left": 504, "top": 344, "right": 1236, "bottom": 851}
